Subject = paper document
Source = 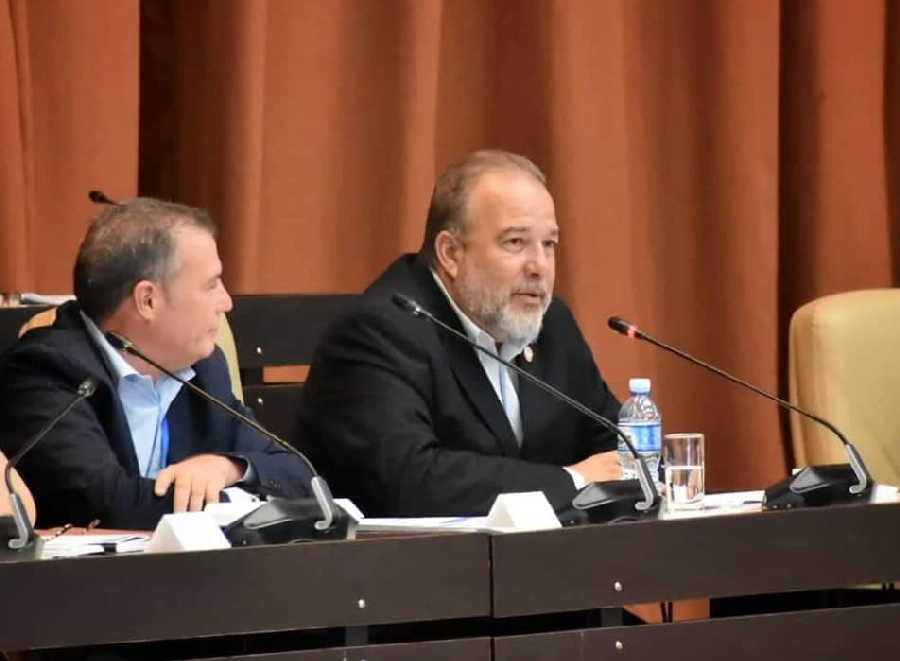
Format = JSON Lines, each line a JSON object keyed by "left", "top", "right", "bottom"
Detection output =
{"left": 871, "top": 484, "right": 899, "bottom": 503}
{"left": 355, "top": 492, "right": 558, "bottom": 533}
{"left": 357, "top": 516, "right": 515, "bottom": 533}
{"left": 660, "top": 490, "right": 765, "bottom": 520}
{"left": 661, "top": 485, "right": 899, "bottom": 521}
{"left": 42, "top": 534, "right": 149, "bottom": 559}
{"left": 203, "top": 487, "right": 264, "bottom": 525}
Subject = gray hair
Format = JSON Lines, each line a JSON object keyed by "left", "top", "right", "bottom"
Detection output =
{"left": 73, "top": 197, "right": 217, "bottom": 323}
{"left": 419, "top": 149, "right": 548, "bottom": 267}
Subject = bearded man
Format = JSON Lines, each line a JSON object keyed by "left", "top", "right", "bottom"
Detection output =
{"left": 302, "top": 150, "right": 623, "bottom": 517}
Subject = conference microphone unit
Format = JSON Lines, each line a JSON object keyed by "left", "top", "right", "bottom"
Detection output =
{"left": 104, "top": 331, "right": 354, "bottom": 544}
{"left": 607, "top": 316, "right": 872, "bottom": 509}
{"left": 1, "top": 379, "right": 97, "bottom": 561}
{"left": 392, "top": 293, "right": 660, "bottom": 524}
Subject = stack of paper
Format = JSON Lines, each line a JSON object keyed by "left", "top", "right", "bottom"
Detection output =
{"left": 42, "top": 534, "right": 149, "bottom": 559}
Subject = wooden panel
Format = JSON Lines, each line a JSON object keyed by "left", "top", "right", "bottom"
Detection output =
{"left": 0, "top": 533, "right": 490, "bottom": 650}
{"left": 203, "top": 637, "right": 491, "bottom": 660}
{"left": 494, "top": 604, "right": 900, "bottom": 661}
{"left": 491, "top": 502, "right": 900, "bottom": 617}
{"left": 229, "top": 295, "right": 357, "bottom": 368}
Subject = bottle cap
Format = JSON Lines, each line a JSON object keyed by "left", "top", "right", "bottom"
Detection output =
{"left": 628, "top": 378, "right": 651, "bottom": 394}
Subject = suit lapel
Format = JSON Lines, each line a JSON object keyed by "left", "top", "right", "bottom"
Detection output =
{"left": 443, "top": 332, "right": 521, "bottom": 457}
{"left": 95, "top": 365, "right": 141, "bottom": 475}
{"left": 56, "top": 302, "right": 142, "bottom": 476}
{"left": 165, "top": 384, "right": 199, "bottom": 464}
{"left": 515, "top": 345, "right": 547, "bottom": 455}
{"left": 407, "top": 260, "right": 521, "bottom": 457}
{"left": 91, "top": 383, "right": 140, "bottom": 476}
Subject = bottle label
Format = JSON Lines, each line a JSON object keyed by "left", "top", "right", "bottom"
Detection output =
{"left": 620, "top": 422, "right": 661, "bottom": 452}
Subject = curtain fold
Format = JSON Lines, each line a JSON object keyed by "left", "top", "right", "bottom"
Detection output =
{"left": 0, "top": 0, "right": 34, "bottom": 292}
{"left": 0, "top": 0, "right": 140, "bottom": 292}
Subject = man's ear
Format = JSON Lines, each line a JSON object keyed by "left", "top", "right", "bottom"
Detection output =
{"left": 434, "top": 230, "right": 463, "bottom": 280}
{"left": 132, "top": 280, "right": 160, "bottom": 321}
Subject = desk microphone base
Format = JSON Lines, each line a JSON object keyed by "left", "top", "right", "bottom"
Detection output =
{"left": 0, "top": 515, "right": 42, "bottom": 562}
{"left": 571, "top": 479, "right": 660, "bottom": 524}
{"left": 764, "top": 464, "right": 873, "bottom": 510}
{"left": 224, "top": 499, "right": 356, "bottom": 546}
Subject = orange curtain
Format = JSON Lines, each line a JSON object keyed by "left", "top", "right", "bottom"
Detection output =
{"left": 3, "top": 0, "right": 899, "bottom": 491}
{"left": 0, "top": 0, "right": 139, "bottom": 291}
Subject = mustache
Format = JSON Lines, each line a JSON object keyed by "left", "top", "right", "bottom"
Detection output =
{"left": 512, "top": 284, "right": 549, "bottom": 297}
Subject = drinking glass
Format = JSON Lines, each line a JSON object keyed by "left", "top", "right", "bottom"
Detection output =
{"left": 663, "top": 433, "right": 705, "bottom": 510}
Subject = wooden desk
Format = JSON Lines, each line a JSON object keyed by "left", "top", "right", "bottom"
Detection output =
{"left": 4, "top": 503, "right": 900, "bottom": 658}
{"left": 0, "top": 532, "right": 490, "bottom": 658}
{"left": 491, "top": 501, "right": 900, "bottom": 660}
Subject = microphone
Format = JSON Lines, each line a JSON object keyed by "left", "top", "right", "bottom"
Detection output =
{"left": 1, "top": 379, "right": 96, "bottom": 560}
{"left": 88, "top": 190, "right": 118, "bottom": 205}
{"left": 103, "top": 331, "right": 353, "bottom": 543}
{"left": 607, "top": 316, "right": 872, "bottom": 509}
{"left": 392, "top": 293, "right": 660, "bottom": 523}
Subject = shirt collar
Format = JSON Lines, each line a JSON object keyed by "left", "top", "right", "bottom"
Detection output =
{"left": 81, "top": 311, "right": 195, "bottom": 384}
{"left": 430, "top": 270, "right": 528, "bottom": 361}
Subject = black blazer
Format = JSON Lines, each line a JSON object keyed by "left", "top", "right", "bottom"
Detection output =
{"left": 0, "top": 302, "right": 313, "bottom": 529}
{"left": 302, "top": 254, "right": 621, "bottom": 516}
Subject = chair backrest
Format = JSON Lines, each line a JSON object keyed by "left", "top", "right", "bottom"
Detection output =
{"left": 8, "top": 295, "right": 359, "bottom": 444}
{"left": 19, "top": 309, "right": 244, "bottom": 402}
{"left": 227, "top": 294, "right": 358, "bottom": 443}
{"left": 789, "top": 289, "right": 900, "bottom": 485}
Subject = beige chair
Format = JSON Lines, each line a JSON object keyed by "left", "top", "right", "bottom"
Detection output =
{"left": 789, "top": 289, "right": 900, "bottom": 486}
{"left": 19, "top": 308, "right": 244, "bottom": 402}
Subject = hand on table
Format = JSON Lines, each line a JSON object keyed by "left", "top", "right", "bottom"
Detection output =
{"left": 154, "top": 454, "right": 245, "bottom": 512}
{"left": 567, "top": 450, "right": 622, "bottom": 483}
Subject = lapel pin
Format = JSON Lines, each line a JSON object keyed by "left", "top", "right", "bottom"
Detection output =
{"left": 523, "top": 346, "right": 534, "bottom": 363}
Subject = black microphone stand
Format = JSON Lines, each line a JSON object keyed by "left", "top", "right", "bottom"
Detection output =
{"left": 104, "top": 331, "right": 354, "bottom": 544}
{"left": 1, "top": 379, "right": 97, "bottom": 561}
{"left": 393, "top": 294, "right": 659, "bottom": 524}
{"left": 608, "top": 316, "right": 872, "bottom": 509}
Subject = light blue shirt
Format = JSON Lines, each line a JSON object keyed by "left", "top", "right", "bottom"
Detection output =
{"left": 82, "top": 313, "right": 193, "bottom": 478}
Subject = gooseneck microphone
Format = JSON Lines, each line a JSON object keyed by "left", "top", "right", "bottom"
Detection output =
{"left": 393, "top": 293, "right": 660, "bottom": 522}
{"left": 104, "top": 331, "right": 348, "bottom": 539}
{"left": 2, "top": 379, "right": 96, "bottom": 559}
{"left": 607, "top": 316, "right": 872, "bottom": 509}
{"left": 88, "top": 190, "right": 118, "bottom": 205}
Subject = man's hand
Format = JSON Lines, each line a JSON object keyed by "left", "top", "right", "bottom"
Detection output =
{"left": 567, "top": 450, "right": 622, "bottom": 483}
{"left": 154, "top": 454, "right": 245, "bottom": 512}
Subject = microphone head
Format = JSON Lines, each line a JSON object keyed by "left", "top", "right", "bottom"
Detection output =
{"left": 88, "top": 190, "right": 118, "bottom": 205}
{"left": 608, "top": 316, "right": 639, "bottom": 338}
{"left": 77, "top": 379, "right": 97, "bottom": 398}
{"left": 392, "top": 293, "right": 423, "bottom": 316}
{"left": 104, "top": 331, "right": 133, "bottom": 352}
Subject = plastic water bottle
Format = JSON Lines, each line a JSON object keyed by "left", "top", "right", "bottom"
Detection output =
{"left": 617, "top": 378, "right": 662, "bottom": 480}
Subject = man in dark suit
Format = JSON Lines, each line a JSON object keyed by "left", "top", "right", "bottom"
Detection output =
{"left": 0, "top": 198, "right": 313, "bottom": 529}
{"left": 303, "top": 150, "right": 623, "bottom": 517}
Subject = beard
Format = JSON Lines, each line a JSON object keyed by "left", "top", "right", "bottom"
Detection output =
{"left": 455, "top": 267, "right": 551, "bottom": 347}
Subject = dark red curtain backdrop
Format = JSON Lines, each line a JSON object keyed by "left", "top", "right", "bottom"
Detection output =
{"left": 3, "top": 0, "right": 899, "bottom": 491}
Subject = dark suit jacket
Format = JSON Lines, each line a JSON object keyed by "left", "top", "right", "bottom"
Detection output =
{"left": 0, "top": 301, "right": 313, "bottom": 529}
{"left": 302, "top": 254, "right": 621, "bottom": 516}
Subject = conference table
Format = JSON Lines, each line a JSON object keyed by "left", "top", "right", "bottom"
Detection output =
{"left": 2, "top": 500, "right": 900, "bottom": 659}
